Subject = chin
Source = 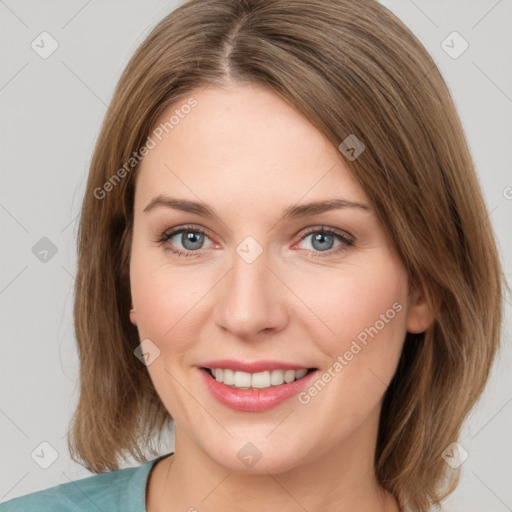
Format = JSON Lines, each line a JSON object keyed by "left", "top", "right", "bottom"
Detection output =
{"left": 205, "top": 437, "right": 306, "bottom": 475}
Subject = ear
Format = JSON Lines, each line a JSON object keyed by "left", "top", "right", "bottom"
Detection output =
{"left": 406, "top": 283, "right": 437, "bottom": 334}
{"left": 129, "top": 302, "right": 137, "bottom": 326}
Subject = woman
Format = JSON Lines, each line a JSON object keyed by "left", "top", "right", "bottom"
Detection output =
{"left": 1, "top": 0, "right": 504, "bottom": 511}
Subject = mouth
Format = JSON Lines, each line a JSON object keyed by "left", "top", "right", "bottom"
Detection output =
{"left": 198, "top": 363, "right": 319, "bottom": 412}
{"left": 201, "top": 367, "right": 317, "bottom": 390}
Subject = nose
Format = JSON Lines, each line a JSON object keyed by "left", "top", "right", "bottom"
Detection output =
{"left": 213, "top": 243, "right": 289, "bottom": 340}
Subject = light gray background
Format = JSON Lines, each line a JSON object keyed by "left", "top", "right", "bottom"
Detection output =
{"left": 1, "top": 0, "right": 511, "bottom": 510}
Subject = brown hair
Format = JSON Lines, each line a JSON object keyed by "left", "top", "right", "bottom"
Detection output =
{"left": 69, "top": 0, "right": 504, "bottom": 510}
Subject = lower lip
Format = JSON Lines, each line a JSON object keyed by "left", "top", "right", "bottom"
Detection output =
{"left": 198, "top": 367, "right": 318, "bottom": 412}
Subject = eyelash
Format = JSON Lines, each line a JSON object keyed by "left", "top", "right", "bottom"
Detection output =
{"left": 155, "top": 224, "right": 354, "bottom": 259}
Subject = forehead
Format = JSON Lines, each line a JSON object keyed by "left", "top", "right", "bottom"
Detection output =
{"left": 135, "top": 83, "right": 368, "bottom": 212}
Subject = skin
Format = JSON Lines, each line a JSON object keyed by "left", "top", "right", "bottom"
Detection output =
{"left": 129, "top": 81, "right": 433, "bottom": 511}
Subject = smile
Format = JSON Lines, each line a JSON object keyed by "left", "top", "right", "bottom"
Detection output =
{"left": 197, "top": 362, "right": 319, "bottom": 412}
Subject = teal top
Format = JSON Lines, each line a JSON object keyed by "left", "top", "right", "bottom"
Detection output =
{"left": 0, "top": 453, "right": 173, "bottom": 512}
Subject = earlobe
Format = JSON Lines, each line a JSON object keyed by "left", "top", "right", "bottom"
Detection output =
{"left": 406, "top": 284, "right": 437, "bottom": 334}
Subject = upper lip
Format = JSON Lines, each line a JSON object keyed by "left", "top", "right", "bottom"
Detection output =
{"left": 199, "top": 359, "right": 315, "bottom": 373}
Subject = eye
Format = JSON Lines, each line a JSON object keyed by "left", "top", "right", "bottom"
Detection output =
{"left": 156, "top": 224, "right": 355, "bottom": 259}
{"left": 157, "top": 225, "right": 214, "bottom": 258}
{"left": 295, "top": 226, "right": 354, "bottom": 257}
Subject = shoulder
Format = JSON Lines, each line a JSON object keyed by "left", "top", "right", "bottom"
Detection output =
{"left": 0, "top": 455, "right": 170, "bottom": 512}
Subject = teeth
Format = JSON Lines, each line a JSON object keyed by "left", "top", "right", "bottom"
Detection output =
{"left": 208, "top": 368, "right": 309, "bottom": 389}
{"left": 223, "top": 368, "right": 235, "bottom": 385}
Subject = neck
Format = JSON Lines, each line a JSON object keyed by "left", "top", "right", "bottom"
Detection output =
{"left": 147, "top": 419, "right": 399, "bottom": 512}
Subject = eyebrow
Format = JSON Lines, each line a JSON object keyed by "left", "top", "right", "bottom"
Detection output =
{"left": 143, "top": 195, "right": 370, "bottom": 219}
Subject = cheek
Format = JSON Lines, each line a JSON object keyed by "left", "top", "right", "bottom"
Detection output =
{"left": 129, "top": 242, "right": 211, "bottom": 418}
{"left": 129, "top": 240, "right": 214, "bottom": 342}
{"left": 287, "top": 252, "right": 409, "bottom": 405}
{"left": 299, "top": 256, "right": 409, "bottom": 416}
{"left": 285, "top": 257, "right": 409, "bottom": 452}
{"left": 327, "top": 267, "right": 407, "bottom": 356}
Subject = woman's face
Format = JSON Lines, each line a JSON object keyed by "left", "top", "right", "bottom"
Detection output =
{"left": 129, "top": 82, "right": 429, "bottom": 473}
